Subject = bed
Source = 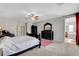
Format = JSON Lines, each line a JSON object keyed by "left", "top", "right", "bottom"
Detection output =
{"left": 0, "top": 35, "right": 41, "bottom": 56}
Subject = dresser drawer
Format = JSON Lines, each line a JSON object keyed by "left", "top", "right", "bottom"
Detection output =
{"left": 41, "top": 30, "right": 54, "bottom": 40}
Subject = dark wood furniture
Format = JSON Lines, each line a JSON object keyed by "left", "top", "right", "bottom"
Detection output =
{"left": 0, "top": 30, "right": 15, "bottom": 38}
{"left": 31, "top": 25, "right": 37, "bottom": 35}
{"left": 41, "top": 22, "right": 54, "bottom": 40}
{"left": 41, "top": 30, "right": 53, "bottom": 40}
{"left": 27, "top": 25, "right": 38, "bottom": 38}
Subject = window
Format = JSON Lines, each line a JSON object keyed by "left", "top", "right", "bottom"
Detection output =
{"left": 69, "top": 25, "right": 74, "bottom": 32}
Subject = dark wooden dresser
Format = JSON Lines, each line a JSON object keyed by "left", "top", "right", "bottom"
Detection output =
{"left": 41, "top": 30, "right": 54, "bottom": 40}
{"left": 41, "top": 22, "right": 54, "bottom": 40}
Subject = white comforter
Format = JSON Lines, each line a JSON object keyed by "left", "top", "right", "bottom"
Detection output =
{"left": 0, "top": 35, "right": 39, "bottom": 56}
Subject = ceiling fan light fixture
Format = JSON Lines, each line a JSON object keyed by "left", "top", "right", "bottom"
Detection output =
{"left": 31, "top": 16, "right": 35, "bottom": 20}
{"left": 31, "top": 15, "right": 39, "bottom": 20}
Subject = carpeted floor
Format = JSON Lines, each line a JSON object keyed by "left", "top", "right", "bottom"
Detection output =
{"left": 18, "top": 42, "right": 79, "bottom": 56}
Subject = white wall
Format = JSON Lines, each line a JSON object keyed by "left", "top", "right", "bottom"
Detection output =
{"left": 34, "top": 17, "right": 65, "bottom": 42}
{"left": 0, "top": 18, "right": 26, "bottom": 36}
{"left": 27, "top": 22, "right": 33, "bottom": 33}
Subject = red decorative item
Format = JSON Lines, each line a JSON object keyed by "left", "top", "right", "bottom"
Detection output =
{"left": 76, "top": 13, "right": 79, "bottom": 45}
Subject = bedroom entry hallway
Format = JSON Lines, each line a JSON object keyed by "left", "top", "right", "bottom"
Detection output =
{"left": 65, "top": 15, "right": 76, "bottom": 45}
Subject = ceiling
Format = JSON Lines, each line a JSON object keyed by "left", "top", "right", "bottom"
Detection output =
{"left": 0, "top": 3, "right": 79, "bottom": 22}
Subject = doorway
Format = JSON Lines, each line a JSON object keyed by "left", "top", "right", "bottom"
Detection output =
{"left": 65, "top": 15, "right": 76, "bottom": 44}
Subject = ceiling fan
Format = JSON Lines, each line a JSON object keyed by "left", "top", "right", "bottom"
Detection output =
{"left": 23, "top": 9, "right": 41, "bottom": 20}
{"left": 28, "top": 13, "right": 39, "bottom": 20}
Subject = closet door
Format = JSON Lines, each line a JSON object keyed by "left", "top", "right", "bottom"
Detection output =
{"left": 16, "top": 25, "right": 26, "bottom": 36}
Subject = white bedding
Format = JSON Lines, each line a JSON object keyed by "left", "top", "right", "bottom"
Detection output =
{"left": 0, "top": 35, "right": 39, "bottom": 56}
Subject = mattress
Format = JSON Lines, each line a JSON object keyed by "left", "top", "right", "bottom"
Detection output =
{"left": 0, "top": 35, "right": 39, "bottom": 56}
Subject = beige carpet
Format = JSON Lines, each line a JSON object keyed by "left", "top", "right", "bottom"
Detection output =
{"left": 18, "top": 42, "right": 79, "bottom": 56}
